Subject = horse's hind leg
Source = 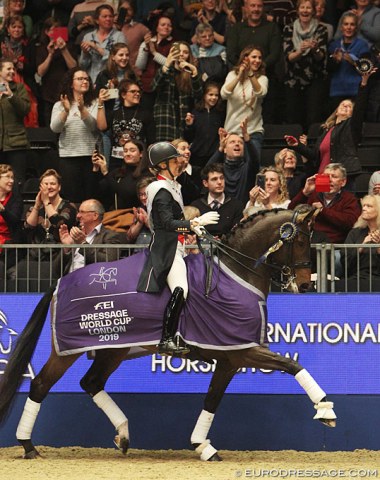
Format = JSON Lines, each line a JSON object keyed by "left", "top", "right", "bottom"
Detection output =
{"left": 79, "top": 348, "right": 130, "bottom": 454}
{"left": 191, "top": 360, "right": 238, "bottom": 462}
{"left": 17, "top": 351, "right": 81, "bottom": 459}
{"left": 232, "top": 346, "right": 337, "bottom": 427}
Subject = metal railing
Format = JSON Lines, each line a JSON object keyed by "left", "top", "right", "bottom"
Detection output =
{"left": 0, "top": 243, "right": 379, "bottom": 293}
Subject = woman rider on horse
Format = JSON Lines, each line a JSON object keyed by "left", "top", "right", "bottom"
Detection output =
{"left": 137, "top": 141, "right": 219, "bottom": 356}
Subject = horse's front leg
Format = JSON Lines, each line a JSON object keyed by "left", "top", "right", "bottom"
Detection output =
{"left": 79, "top": 348, "right": 130, "bottom": 454}
{"left": 191, "top": 359, "right": 238, "bottom": 462}
{"left": 229, "top": 346, "right": 337, "bottom": 427}
{"left": 17, "top": 350, "right": 81, "bottom": 459}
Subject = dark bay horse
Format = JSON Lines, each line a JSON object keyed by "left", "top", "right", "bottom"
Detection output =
{"left": 0, "top": 207, "right": 336, "bottom": 461}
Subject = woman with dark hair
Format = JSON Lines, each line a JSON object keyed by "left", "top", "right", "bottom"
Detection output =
{"left": 50, "top": 67, "right": 99, "bottom": 203}
{"left": 152, "top": 40, "right": 202, "bottom": 141}
{"left": 91, "top": 139, "right": 151, "bottom": 209}
{"left": 135, "top": 14, "right": 175, "bottom": 110}
{"left": 35, "top": 17, "right": 77, "bottom": 126}
{"left": 221, "top": 44, "right": 268, "bottom": 160}
{"left": 97, "top": 78, "right": 155, "bottom": 170}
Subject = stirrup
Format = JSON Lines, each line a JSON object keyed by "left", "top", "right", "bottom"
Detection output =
{"left": 158, "top": 338, "right": 190, "bottom": 356}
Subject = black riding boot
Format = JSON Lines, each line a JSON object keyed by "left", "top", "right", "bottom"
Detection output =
{"left": 158, "top": 287, "right": 190, "bottom": 356}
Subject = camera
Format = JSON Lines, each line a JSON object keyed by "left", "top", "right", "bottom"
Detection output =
{"left": 256, "top": 174, "right": 266, "bottom": 190}
{"left": 315, "top": 173, "right": 330, "bottom": 192}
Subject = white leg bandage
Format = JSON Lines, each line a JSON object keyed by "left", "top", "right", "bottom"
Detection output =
{"left": 191, "top": 409, "right": 215, "bottom": 444}
{"left": 92, "top": 390, "right": 127, "bottom": 430}
{"left": 16, "top": 397, "right": 41, "bottom": 440}
{"left": 195, "top": 440, "right": 218, "bottom": 461}
{"left": 295, "top": 369, "right": 326, "bottom": 404}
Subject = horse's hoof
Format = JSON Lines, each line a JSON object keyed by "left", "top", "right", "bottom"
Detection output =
{"left": 319, "top": 418, "right": 336, "bottom": 428}
{"left": 23, "top": 449, "right": 41, "bottom": 459}
{"left": 114, "top": 434, "right": 129, "bottom": 454}
{"left": 208, "top": 452, "right": 222, "bottom": 462}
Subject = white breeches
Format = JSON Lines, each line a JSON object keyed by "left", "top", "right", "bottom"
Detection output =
{"left": 167, "top": 241, "right": 188, "bottom": 299}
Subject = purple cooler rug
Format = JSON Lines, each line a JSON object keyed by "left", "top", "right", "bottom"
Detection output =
{"left": 52, "top": 252, "right": 268, "bottom": 355}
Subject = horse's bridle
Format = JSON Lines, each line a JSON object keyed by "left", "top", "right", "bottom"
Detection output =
{"left": 200, "top": 211, "right": 311, "bottom": 291}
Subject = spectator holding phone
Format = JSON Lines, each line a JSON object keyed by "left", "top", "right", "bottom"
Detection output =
{"left": 36, "top": 17, "right": 77, "bottom": 126}
{"left": 285, "top": 67, "right": 377, "bottom": 190}
{"left": 246, "top": 166, "right": 290, "bottom": 212}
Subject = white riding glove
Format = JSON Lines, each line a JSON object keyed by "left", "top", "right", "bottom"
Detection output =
{"left": 191, "top": 211, "right": 220, "bottom": 237}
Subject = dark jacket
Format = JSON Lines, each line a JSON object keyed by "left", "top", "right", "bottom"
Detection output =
{"left": 290, "top": 84, "right": 369, "bottom": 176}
{"left": 1, "top": 190, "right": 23, "bottom": 244}
{"left": 341, "top": 227, "right": 380, "bottom": 279}
{"left": 0, "top": 82, "right": 30, "bottom": 151}
{"left": 191, "top": 195, "right": 243, "bottom": 236}
{"left": 288, "top": 189, "right": 361, "bottom": 243}
{"left": 137, "top": 187, "right": 191, "bottom": 293}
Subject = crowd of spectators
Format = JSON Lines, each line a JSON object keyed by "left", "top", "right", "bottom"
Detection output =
{"left": 0, "top": 0, "right": 380, "bottom": 291}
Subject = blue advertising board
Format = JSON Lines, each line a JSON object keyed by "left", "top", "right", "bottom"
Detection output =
{"left": 0, "top": 293, "right": 379, "bottom": 394}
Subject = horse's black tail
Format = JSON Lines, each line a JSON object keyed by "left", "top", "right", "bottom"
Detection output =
{"left": 0, "top": 284, "right": 56, "bottom": 425}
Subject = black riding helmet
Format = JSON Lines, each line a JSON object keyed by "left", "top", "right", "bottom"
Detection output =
{"left": 148, "top": 142, "right": 181, "bottom": 168}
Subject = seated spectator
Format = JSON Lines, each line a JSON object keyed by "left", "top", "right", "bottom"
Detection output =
{"left": 191, "top": 162, "right": 243, "bottom": 236}
{"left": 206, "top": 118, "right": 260, "bottom": 203}
{"left": 190, "top": 23, "right": 227, "bottom": 84}
{"left": 221, "top": 45, "right": 268, "bottom": 161}
{"left": 0, "top": 14, "right": 38, "bottom": 127}
{"left": 50, "top": 67, "right": 99, "bottom": 203}
{"left": 327, "top": 11, "right": 370, "bottom": 112}
{"left": 22, "top": 169, "right": 78, "bottom": 257}
{"left": 369, "top": 170, "right": 380, "bottom": 195}
{"left": 246, "top": 166, "right": 291, "bottom": 213}
{"left": 335, "top": 0, "right": 380, "bottom": 47}
{"left": 0, "top": 58, "right": 30, "bottom": 188}
{"left": 184, "top": 81, "right": 225, "bottom": 168}
{"left": 173, "top": 138, "right": 202, "bottom": 205}
{"left": 97, "top": 79, "right": 155, "bottom": 170}
{"left": 2, "top": 0, "right": 33, "bottom": 38}
{"left": 35, "top": 17, "right": 78, "bottom": 127}
{"left": 315, "top": 0, "right": 333, "bottom": 41}
{"left": 68, "top": 0, "right": 112, "bottom": 50}
{"left": 336, "top": 194, "right": 380, "bottom": 291}
{"left": 283, "top": 0, "right": 328, "bottom": 130}
{"left": 190, "top": 0, "right": 227, "bottom": 45}
{"left": 91, "top": 139, "right": 151, "bottom": 210}
{"left": 117, "top": 0, "right": 150, "bottom": 72}
{"left": 0, "top": 165, "right": 23, "bottom": 280}
{"left": 151, "top": 40, "right": 203, "bottom": 141}
{"left": 285, "top": 68, "right": 376, "bottom": 190}
{"left": 55, "top": 198, "right": 124, "bottom": 275}
{"left": 274, "top": 148, "right": 308, "bottom": 199}
{"left": 135, "top": 14, "right": 175, "bottom": 111}
{"left": 125, "top": 175, "right": 154, "bottom": 245}
{"left": 79, "top": 4, "right": 126, "bottom": 83}
{"left": 288, "top": 163, "right": 361, "bottom": 244}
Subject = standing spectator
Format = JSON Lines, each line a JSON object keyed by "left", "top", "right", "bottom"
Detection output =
{"left": 0, "top": 14, "right": 38, "bottom": 127}
{"left": 190, "top": 0, "right": 227, "bottom": 45}
{"left": 91, "top": 139, "right": 150, "bottom": 209}
{"left": 0, "top": 58, "right": 30, "bottom": 187}
{"left": 79, "top": 4, "right": 126, "bottom": 83}
{"left": 152, "top": 41, "right": 203, "bottom": 141}
{"left": 117, "top": 0, "right": 150, "bottom": 71}
{"left": 184, "top": 81, "right": 225, "bottom": 168}
{"left": 221, "top": 45, "right": 268, "bottom": 161}
{"left": 246, "top": 166, "right": 290, "bottom": 212}
{"left": 2, "top": 0, "right": 33, "bottom": 38}
{"left": 315, "top": 0, "right": 333, "bottom": 40}
{"left": 36, "top": 17, "right": 78, "bottom": 127}
{"left": 0, "top": 164, "right": 23, "bottom": 273}
{"left": 26, "top": 0, "right": 81, "bottom": 36}
{"left": 172, "top": 138, "right": 202, "bottom": 204}
{"left": 285, "top": 68, "right": 376, "bottom": 188}
{"left": 190, "top": 23, "right": 227, "bottom": 84}
{"left": 335, "top": 0, "right": 380, "bottom": 47}
{"left": 50, "top": 67, "right": 99, "bottom": 203}
{"left": 97, "top": 79, "right": 155, "bottom": 169}
{"left": 283, "top": 0, "right": 328, "bottom": 130}
{"left": 135, "top": 14, "right": 175, "bottom": 110}
{"left": 191, "top": 162, "right": 244, "bottom": 236}
{"left": 327, "top": 11, "right": 370, "bottom": 112}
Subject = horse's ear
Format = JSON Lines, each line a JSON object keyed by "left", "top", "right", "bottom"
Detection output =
{"left": 293, "top": 205, "right": 317, "bottom": 224}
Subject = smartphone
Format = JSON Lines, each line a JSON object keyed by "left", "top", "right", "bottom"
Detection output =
{"left": 285, "top": 135, "right": 297, "bottom": 145}
{"left": 107, "top": 88, "right": 119, "bottom": 100}
{"left": 256, "top": 174, "right": 266, "bottom": 190}
{"left": 172, "top": 42, "right": 180, "bottom": 54}
{"left": 315, "top": 173, "right": 330, "bottom": 192}
{"left": 117, "top": 7, "right": 128, "bottom": 26}
{"left": 0, "top": 83, "right": 7, "bottom": 93}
